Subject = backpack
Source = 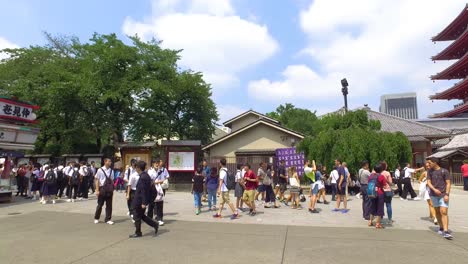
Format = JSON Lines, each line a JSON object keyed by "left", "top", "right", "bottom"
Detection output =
{"left": 71, "top": 169, "right": 80, "bottom": 185}
{"left": 45, "top": 170, "right": 56, "bottom": 184}
{"left": 367, "top": 173, "right": 378, "bottom": 199}
{"left": 221, "top": 168, "right": 236, "bottom": 190}
{"left": 100, "top": 168, "right": 114, "bottom": 197}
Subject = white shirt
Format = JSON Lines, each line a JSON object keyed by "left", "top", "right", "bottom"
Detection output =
{"left": 394, "top": 169, "right": 400, "bottom": 179}
{"left": 148, "top": 167, "right": 158, "bottom": 182}
{"left": 330, "top": 170, "right": 339, "bottom": 184}
{"left": 64, "top": 166, "right": 74, "bottom": 177}
{"left": 124, "top": 167, "right": 136, "bottom": 182}
{"left": 79, "top": 166, "right": 88, "bottom": 177}
{"left": 219, "top": 167, "right": 228, "bottom": 192}
{"left": 95, "top": 166, "right": 113, "bottom": 187}
{"left": 404, "top": 167, "right": 415, "bottom": 178}
{"left": 128, "top": 171, "right": 140, "bottom": 190}
{"left": 235, "top": 169, "right": 242, "bottom": 183}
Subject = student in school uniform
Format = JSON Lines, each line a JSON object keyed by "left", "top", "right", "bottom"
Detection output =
{"left": 55, "top": 165, "right": 66, "bottom": 199}
{"left": 78, "top": 161, "right": 90, "bottom": 200}
{"left": 63, "top": 162, "right": 75, "bottom": 199}
{"left": 124, "top": 159, "right": 138, "bottom": 216}
{"left": 42, "top": 165, "right": 57, "bottom": 205}
{"left": 153, "top": 161, "right": 170, "bottom": 226}
{"left": 127, "top": 163, "right": 140, "bottom": 222}
{"left": 129, "top": 160, "right": 159, "bottom": 238}
{"left": 67, "top": 164, "right": 81, "bottom": 203}
{"left": 94, "top": 158, "right": 114, "bottom": 225}
{"left": 147, "top": 160, "right": 160, "bottom": 219}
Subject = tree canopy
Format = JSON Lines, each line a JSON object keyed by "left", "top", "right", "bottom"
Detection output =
{"left": 0, "top": 33, "right": 218, "bottom": 156}
{"left": 267, "top": 105, "right": 412, "bottom": 174}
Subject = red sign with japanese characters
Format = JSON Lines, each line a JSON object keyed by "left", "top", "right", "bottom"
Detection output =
{"left": 0, "top": 97, "right": 40, "bottom": 123}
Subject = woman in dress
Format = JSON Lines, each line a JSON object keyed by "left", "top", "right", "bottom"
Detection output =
{"left": 289, "top": 167, "right": 301, "bottom": 209}
{"left": 419, "top": 162, "right": 437, "bottom": 225}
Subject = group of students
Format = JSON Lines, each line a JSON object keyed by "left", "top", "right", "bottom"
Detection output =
{"left": 13, "top": 161, "right": 97, "bottom": 204}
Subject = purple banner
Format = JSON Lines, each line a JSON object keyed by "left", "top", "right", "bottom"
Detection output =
{"left": 275, "top": 147, "right": 305, "bottom": 177}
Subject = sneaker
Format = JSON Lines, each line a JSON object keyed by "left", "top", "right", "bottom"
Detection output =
{"left": 78, "top": 197, "right": 83, "bottom": 201}
{"left": 158, "top": 221, "right": 164, "bottom": 226}
{"left": 324, "top": 201, "right": 330, "bottom": 205}
{"left": 443, "top": 232, "right": 453, "bottom": 240}
{"left": 213, "top": 214, "right": 222, "bottom": 219}
{"left": 127, "top": 211, "right": 130, "bottom": 216}
{"left": 332, "top": 208, "right": 341, "bottom": 212}
{"left": 250, "top": 211, "right": 257, "bottom": 216}
{"left": 106, "top": 221, "right": 114, "bottom": 225}
{"left": 94, "top": 220, "right": 99, "bottom": 224}
{"left": 52, "top": 200, "right": 56, "bottom": 204}
{"left": 413, "top": 197, "right": 421, "bottom": 201}
{"left": 312, "top": 209, "right": 319, "bottom": 214}
{"left": 341, "top": 209, "right": 350, "bottom": 213}
{"left": 400, "top": 198, "right": 406, "bottom": 201}
{"left": 230, "top": 214, "right": 239, "bottom": 220}
{"left": 41, "top": 200, "right": 46, "bottom": 205}
{"left": 196, "top": 210, "right": 200, "bottom": 215}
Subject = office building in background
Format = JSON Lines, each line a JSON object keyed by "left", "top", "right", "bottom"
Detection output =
{"left": 380, "top": 93, "right": 418, "bottom": 119}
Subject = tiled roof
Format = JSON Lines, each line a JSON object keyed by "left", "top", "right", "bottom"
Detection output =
{"left": 361, "top": 108, "right": 451, "bottom": 138}
{"left": 439, "top": 133, "right": 468, "bottom": 150}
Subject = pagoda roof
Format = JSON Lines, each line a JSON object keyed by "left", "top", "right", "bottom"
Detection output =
{"left": 432, "top": 28, "right": 468, "bottom": 60}
{"left": 432, "top": 4, "right": 468, "bottom": 42}
{"left": 431, "top": 53, "right": 468, "bottom": 80}
{"left": 430, "top": 78, "right": 468, "bottom": 100}
{"left": 430, "top": 102, "right": 468, "bottom": 118}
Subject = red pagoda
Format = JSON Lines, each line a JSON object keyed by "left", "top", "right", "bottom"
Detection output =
{"left": 429, "top": 4, "right": 468, "bottom": 118}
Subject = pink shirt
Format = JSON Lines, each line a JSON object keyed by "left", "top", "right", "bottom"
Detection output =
{"left": 382, "top": 171, "right": 392, "bottom": 192}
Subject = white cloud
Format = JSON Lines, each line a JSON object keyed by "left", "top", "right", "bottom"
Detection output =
{"left": 123, "top": 0, "right": 278, "bottom": 89}
{"left": 217, "top": 104, "right": 246, "bottom": 124}
{"left": 0, "top": 37, "right": 19, "bottom": 60}
{"left": 249, "top": 0, "right": 465, "bottom": 118}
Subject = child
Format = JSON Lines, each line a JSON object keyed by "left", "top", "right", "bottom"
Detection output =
{"left": 114, "top": 169, "right": 125, "bottom": 192}
{"left": 192, "top": 166, "right": 205, "bottom": 215}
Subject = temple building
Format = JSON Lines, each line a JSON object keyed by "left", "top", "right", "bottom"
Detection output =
{"left": 429, "top": 4, "right": 468, "bottom": 118}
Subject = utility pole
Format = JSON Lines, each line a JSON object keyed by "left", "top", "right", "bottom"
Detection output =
{"left": 341, "top": 78, "right": 349, "bottom": 112}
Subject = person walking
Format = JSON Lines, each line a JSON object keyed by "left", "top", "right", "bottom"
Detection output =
{"left": 333, "top": 159, "right": 349, "bottom": 213}
{"left": 234, "top": 164, "right": 245, "bottom": 211}
{"left": 358, "top": 161, "right": 371, "bottom": 220}
{"left": 277, "top": 160, "right": 288, "bottom": 202}
{"left": 289, "top": 167, "right": 301, "bottom": 209}
{"left": 419, "top": 162, "right": 437, "bottom": 225}
{"left": 42, "top": 165, "right": 57, "bottom": 205}
{"left": 213, "top": 158, "right": 239, "bottom": 219}
{"left": 126, "top": 162, "right": 140, "bottom": 222}
{"left": 192, "top": 166, "right": 205, "bottom": 215}
{"left": 30, "top": 164, "right": 42, "bottom": 201}
{"left": 67, "top": 164, "right": 80, "bottom": 203}
{"left": 206, "top": 164, "right": 219, "bottom": 211}
{"left": 309, "top": 163, "right": 323, "bottom": 214}
{"left": 94, "top": 158, "right": 114, "bottom": 225}
{"left": 129, "top": 160, "right": 159, "bottom": 238}
{"left": 147, "top": 160, "right": 160, "bottom": 219}
{"left": 461, "top": 160, "right": 468, "bottom": 191}
{"left": 401, "top": 163, "right": 424, "bottom": 201}
{"left": 78, "top": 161, "right": 89, "bottom": 200}
{"left": 264, "top": 164, "right": 279, "bottom": 208}
{"left": 255, "top": 162, "right": 266, "bottom": 203}
{"left": 426, "top": 157, "right": 453, "bottom": 240}
{"left": 381, "top": 161, "right": 393, "bottom": 224}
{"left": 202, "top": 159, "right": 211, "bottom": 202}
{"left": 242, "top": 164, "right": 259, "bottom": 215}
{"left": 330, "top": 168, "right": 339, "bottom": 202}
{"left": 394, "top": 165, "right": 403, "bottom": 197}
{"left": 124, "top": 159, "right": 138, "bottom": 215}
{"left": 153, "top": 161, "right": 170, "bottom": 226}
{"left": 368, "top": 164, "right": 386, "bottom": 229}
{"left": 88, "top": 161, "right": 96, "bottom": 195}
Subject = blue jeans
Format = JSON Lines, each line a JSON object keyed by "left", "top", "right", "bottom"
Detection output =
{"left": 331, "top": 184, "right": 337, "bottom": 200}
{"left": 194, "top": 192, "right": 202, "bottom": 208}
{"left": 384, "top": 191, "right": 393, "bottom": 220}
{"left": 207, "top": 189, "right": 217, "bottom": 208}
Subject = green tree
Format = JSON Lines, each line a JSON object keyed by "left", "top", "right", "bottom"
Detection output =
{"left": 266, "top": 103, "right": 319, "bottom": 136}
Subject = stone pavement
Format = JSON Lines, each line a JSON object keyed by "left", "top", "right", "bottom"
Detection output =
{"left": 1, "top": 188, "right": 468, "bottom": 264}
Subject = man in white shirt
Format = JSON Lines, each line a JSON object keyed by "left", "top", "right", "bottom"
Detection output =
{"left": 330, "top": 169, "right": 339, "bottom": 201}
{"left": 213, "top": 158, "right": 239, "bottom": 219}
{"left": 125, "top": 160, "right": 138, "bottom": 216}
{"left": 63, "top": 161, "right": 75, "bottom": 199}
{"left": 394, "top": 165, "right": 403, "bottom": 197}
{"left": 94, "top": 158, "right": 114, "bottom": 225}
{"left": 78, "top": 161, "right": 89, "bottom": 200}
{"left": 126, "top": 164, "right": 140, "bottom": 221}
{"left": 400, "top": 163, "right": 424, "bottom": 201}
{"left": 147, "top": 160, "right": 160, "bottom": 220}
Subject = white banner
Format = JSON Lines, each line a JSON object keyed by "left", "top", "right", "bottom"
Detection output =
{"left": 0, "top": 100, "right": 37, "bottom": 123}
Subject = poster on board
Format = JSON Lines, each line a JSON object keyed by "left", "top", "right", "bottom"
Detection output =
{"left": 275, "top": 147, "right": 305, "bottom": 177}
{"left": 168, "top": 152, "right": 195, "bottom": 171}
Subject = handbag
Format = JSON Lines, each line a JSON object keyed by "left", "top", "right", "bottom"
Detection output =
{"left": 162, "top": 179, "right": 169, "bottom": 189}
{"left": 289, "top": 177, "right": 300, "bottom": 188}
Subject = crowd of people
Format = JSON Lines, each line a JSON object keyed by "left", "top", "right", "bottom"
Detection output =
{"left": 191, "top": 157, "right": 454, "bottom": 240}
{"left": 1, "top": 155, "right": 457, "bottom": 240}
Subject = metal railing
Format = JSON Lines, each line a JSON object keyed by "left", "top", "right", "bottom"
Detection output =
{"left": 452, "top": 173, "right": 463, "bottom": 186}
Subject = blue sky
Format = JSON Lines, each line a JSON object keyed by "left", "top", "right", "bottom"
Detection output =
{"left": 0, "top": 0, "right": 466, "bottom": 122}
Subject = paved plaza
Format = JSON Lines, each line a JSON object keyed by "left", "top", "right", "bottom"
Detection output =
{"left": 1, "top": 188, "right": 468, "bottom": 264}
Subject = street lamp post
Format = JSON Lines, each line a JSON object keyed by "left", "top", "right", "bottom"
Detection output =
{"left": 341, "top": 78, "right": 349, "bottom": 112}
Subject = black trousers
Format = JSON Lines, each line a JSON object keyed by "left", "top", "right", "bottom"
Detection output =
{"left": 94, "top": 194, "right": 113, "bottom": 222}
{"left": 56, "top": 178, "right": 67, "bottom": 198}
{"left": 396, "top": 178, "right": 403, "bottom": 196}
{"left": 80, "top": 177, "right": 89, "bottom": 199}
{"left": 401, "top": 178, "right": 417, "bottom": 199}
{"left": 68, "top": 184, "right": 79, "bottom": 199}
{"left": 155, "top": 201, "right": 164, "bottom": 221}
{"left": 360, "top": 184, "right": 370, "bottom": 220}
{"left": 127, "top": 190, "right": 135, "bottom": 214}
{"left": 134, "top": 205, "right": 157, "bottom": 236}
{"left": 88, "top": 176, "right": 95, "bottom": 193}
{"left": 16, "top": 176, "right": 24, "bottom": 194}
{"left": 464, "top": 177, "right": 468, "bottom": 191}
{"left": 147, "top": 201, "right": 155, "bottom": 219}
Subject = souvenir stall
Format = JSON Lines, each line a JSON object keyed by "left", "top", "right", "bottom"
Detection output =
{"left": 0, "top": 97, "right": 40, "bottom": 202}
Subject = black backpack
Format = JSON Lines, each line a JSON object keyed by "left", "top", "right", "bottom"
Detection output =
{"left": 45, "top": 170, "right": 56, "bottom": 184}
{"left": 221, "top": 168, "right": 236, "bottom": 190}
{"left": 71, "top": 169, "right": 80, "bottom": 185}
